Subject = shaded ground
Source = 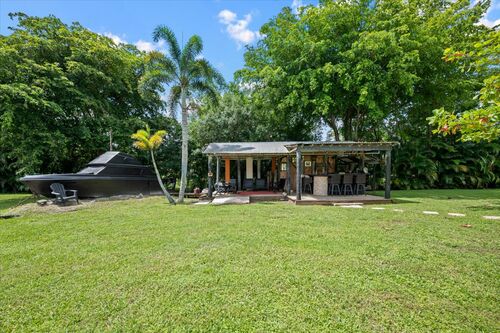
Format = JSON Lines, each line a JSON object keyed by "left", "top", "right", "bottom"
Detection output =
{"left": 0, "top": 189, "right": 499, "bottom": 332}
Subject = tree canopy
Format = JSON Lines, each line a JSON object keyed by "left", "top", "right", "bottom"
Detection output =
{"left": 237, "top": 0, "right": 491, "bottom": 141}
{"left": 0, "top": 13, "right": 167, "bottom": 191}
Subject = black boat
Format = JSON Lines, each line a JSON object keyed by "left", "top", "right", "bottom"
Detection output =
{"left": 20, "top": 152, "right": 162, "bottom": 198}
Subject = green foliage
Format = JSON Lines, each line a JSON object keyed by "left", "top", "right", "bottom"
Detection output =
{"left": 0, "top": 13, "right": 165, "bottom": 192}
{"left": 131, "top": 126, "right": 167, "bottom": 151}
{"left": 238, "top": 0, "right": 490, "bottom": 141}
{"left": 428, "top": 30, "right": 500, "bottom": 142}
{"left": 393, "top": 137, "right": 500, "bottom": 189}
{"left": 143, "top": 25, "right": 225, "bottom": 201}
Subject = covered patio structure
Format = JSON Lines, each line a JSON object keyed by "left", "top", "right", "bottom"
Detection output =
{"left": 202, "top": 141, "right": 398, "bottom": 204}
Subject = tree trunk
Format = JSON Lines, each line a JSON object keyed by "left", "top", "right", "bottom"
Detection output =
{"left": 150, "top": 150, "right": 175, "bottom": 204}
{"left": 178, "top": 91, "right": 188, "bottom": 203}
{"left": 326, "top": 114, "right": 340, "bottom": 141}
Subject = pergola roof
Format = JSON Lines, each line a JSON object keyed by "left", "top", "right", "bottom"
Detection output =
{"left": 203, "top": 141, "right": 398, "bottom": 156}
{"left": 203, "top": 142, "right": 295, "bottom": 156}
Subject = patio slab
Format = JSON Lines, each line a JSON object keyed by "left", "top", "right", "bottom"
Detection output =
{"left": 287, "top": 194, "right": 391, "bottom": 205}
{"left": 212, "top": 196, "right": 250, "bottom": 205}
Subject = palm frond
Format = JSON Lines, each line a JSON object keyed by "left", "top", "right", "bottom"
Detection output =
{"left": 191, "top": 58, "right": 226, "bottom": 88}
{"left": 181, "top": 35, "right": 203, "bottom": 67}
{"left": 191, "top": 80, "right": 219, "bottom": 106}
{"left": 167, "top": 85, "right": 182, "bottom": 116}
{"left": 152, "top": 25, "right": 181, "bottom": 62}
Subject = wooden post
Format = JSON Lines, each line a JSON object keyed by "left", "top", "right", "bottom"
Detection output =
{"left": 208, "top": 156, "right": 213, "bottom": 198}
{"left": 385, "top": 150, "right": 391, "bottom": 199}
{"left": 271, "top": 157, "right": 276, "bottom": 190}
{"left": 225, "top": 159, "right": 230, "bottom": 183}
{"left": 237, "top": 159, "right": 241, "bottom": 191}
{"left": 246, "top": 157, "right": 253, "bottom": 179}
{"left": 323, "top": 154, "right": 327, "bottom": 175}
{"left": 296, "top": 149, "right": 302, "bottom": 200}
{"left": 216, "top": 156, "right": 220, "bottom": 184}
{"left": 286, "top": 155, "right": 291, "bottom": 195}
{"left": 257, "top": 159, "right": 261, "bottom": 179}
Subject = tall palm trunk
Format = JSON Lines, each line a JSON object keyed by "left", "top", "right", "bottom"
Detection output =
{"left": 178, "top": 92, "right": 188, "bottom": 203}
{"left": 150, "top": 150, "right": 176, "bottom": 204}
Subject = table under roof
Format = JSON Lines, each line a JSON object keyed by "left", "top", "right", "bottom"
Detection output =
{"left": 203, "top": 141, "right": 398, "bottom": 200}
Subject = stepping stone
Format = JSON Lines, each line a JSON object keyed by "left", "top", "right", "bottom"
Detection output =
{"left": 194, "top": 201, "right": 210, "bottom": 205}
{"left": 339, "top": 205, "right": 363, "bottom": 208}
{"left": 393, "top": 209, "right": 404, "bottom": 212}
{"left": 423, "top": 211, "right": 439, "bottom": 215}
{"left": 482, "top": 216, "right": 500, "bottom": 220}
{"left": 448, "top": 213, "right": 465, "bottom": 217}
{"left": 212, "top": 196, "right": 250, "bottom": 205}
{"left": 371, "top": 207, "right": 385, "bottom": 210}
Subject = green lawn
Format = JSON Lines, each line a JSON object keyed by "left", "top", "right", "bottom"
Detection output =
{"left": 0, "top": 190, "right": 499, "bottom": 332}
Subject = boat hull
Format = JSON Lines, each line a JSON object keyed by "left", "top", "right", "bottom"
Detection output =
{"left": 20, "top": 174, "right": 162, "bottom": 198}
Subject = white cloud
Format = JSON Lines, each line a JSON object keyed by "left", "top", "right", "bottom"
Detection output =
{"left": 291, "top": 0, "right": 303, "bottom": 14}
{"left": 218, "top": 9, "right": 237, "bottom": 24}
{"left": 135, "top": 40, "right": 155, "bottom": 52}
{"left": 477, "top": 1, "right": 500, "bottom": 27}
{"left": 479, "top": 17, "right": 500, "bottom": 27}
{"left": 103, "top": 32, "right": 127, "bottom": 45}
{"left": 218, "top": 9, "right": 260, "bottom": 47}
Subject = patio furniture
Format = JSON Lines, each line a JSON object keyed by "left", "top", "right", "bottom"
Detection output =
{"left": 342, "top": 174, "right": 354, "bottom": 195}
{"left": 229, "top": 179, "right": 237, "bottom": 192}
{"left": 243, "top": 178, "right": 254, "bottom": 190}
{"left": 215, "top": 181, "right": 229, "bottom": 194}
{"left": 303, "top": 176, "right": 313, "bottom": 194}
{"left": 255, "top": 178, "right": 267, "bottom": 190}
{"left": 328, "top": 174, "right": 342, "bottom": 195}
{"left": 50, "top": 183, "right": 78, "bottom": 204}
{"left": 354, "top": 173, "right": 367, "bottom": 195}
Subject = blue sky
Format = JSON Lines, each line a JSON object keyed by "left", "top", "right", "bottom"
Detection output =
{"left": 0, "top": 0, "right": 498, "bottom": 82}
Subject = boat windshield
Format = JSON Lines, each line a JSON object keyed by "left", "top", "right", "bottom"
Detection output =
{"left": 77, "top": 166, "right": 106, "bottom": 175}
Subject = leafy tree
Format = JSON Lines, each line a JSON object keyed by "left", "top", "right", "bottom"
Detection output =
{"left": 141, "top": 26, "right": 224, "bottom": 203}
{"left": 238, "top": 0, "right": 490, "bottom": 141}
{"left": 428, "top": 30, "right": 499, "bottom": 142}
{"left": 0, "top": 13, "right": 164, "bottom": 192}
{"left": 131, "top": 127, "right": 176, "bottom": 204}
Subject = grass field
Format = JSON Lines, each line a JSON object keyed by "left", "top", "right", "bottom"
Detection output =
{"left": 0, "top": 190, "right": 499, "bottom": 332}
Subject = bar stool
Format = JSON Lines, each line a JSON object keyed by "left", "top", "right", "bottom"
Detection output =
{"left": 354, "top": 173, "right": 367, "bottom": 195}
{"left": 328, "top": 174, "right": 342, "bottom": 195}
{"left": 342, "top": 173, "right": 354, "bottom": 195}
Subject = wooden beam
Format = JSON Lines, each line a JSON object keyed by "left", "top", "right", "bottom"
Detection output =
{"left": 296, "top": 150, "right": 302, "bottom": 200}
{"left": 225, "top": 159, "right": 230, "bottom": 183}
{"left": 237, "top": 159, "right": 241, "bottom": 191}
{"left": 286, "top": 155, "right": 291, "bottom": 195}
{"left": 385, "top": 150, "right": 391, "bottom": 199}
{"left": 216, "top": 156, "right": 220, "bottom": 184}
{"left": 208, "top": 156, "right": 213, "bottom": 198}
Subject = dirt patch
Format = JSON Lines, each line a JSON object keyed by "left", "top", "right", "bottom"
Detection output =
{"left": 6, "top": 201, "right": 93, "bottom": 216}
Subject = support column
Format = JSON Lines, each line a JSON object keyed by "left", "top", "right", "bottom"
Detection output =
{"left": 246, "top": 157, "right": 253, "bottom": 179}
{"left": 271, "top": 157, "right": 277, "bottom": 189}
{"left": 286, "top": 155, "right": 291, "bottom": 195}
{"left": 296, "top": 150, "right": 302, "bottom": 200}
{"left": 237, "top": 159, "right": 241, "bottom": 191}
{"left": 208, "top": 156, "right": 213, "bottom": 198}
{"left": 385, "top": 150, "right": 391, "bottom": 199}
{"left": 225, "top": 159, "right": 230, "bottom": 183}
{"left": 257, "top": 159, "right": 261, "bottom": 179}
{"left": 216, "top": 156, "right": 220, "bottom": 184}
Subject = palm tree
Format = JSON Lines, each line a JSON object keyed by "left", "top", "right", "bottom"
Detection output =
{"left": 142, "top": 25, "right": 224, "bottom": 203}
{"left": 131, "top": 126, "right": 176, "bottom": 205}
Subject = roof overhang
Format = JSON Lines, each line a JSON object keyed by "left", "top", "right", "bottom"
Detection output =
{"left": 203, "top": 141, "right": 399, "bottom": 157}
